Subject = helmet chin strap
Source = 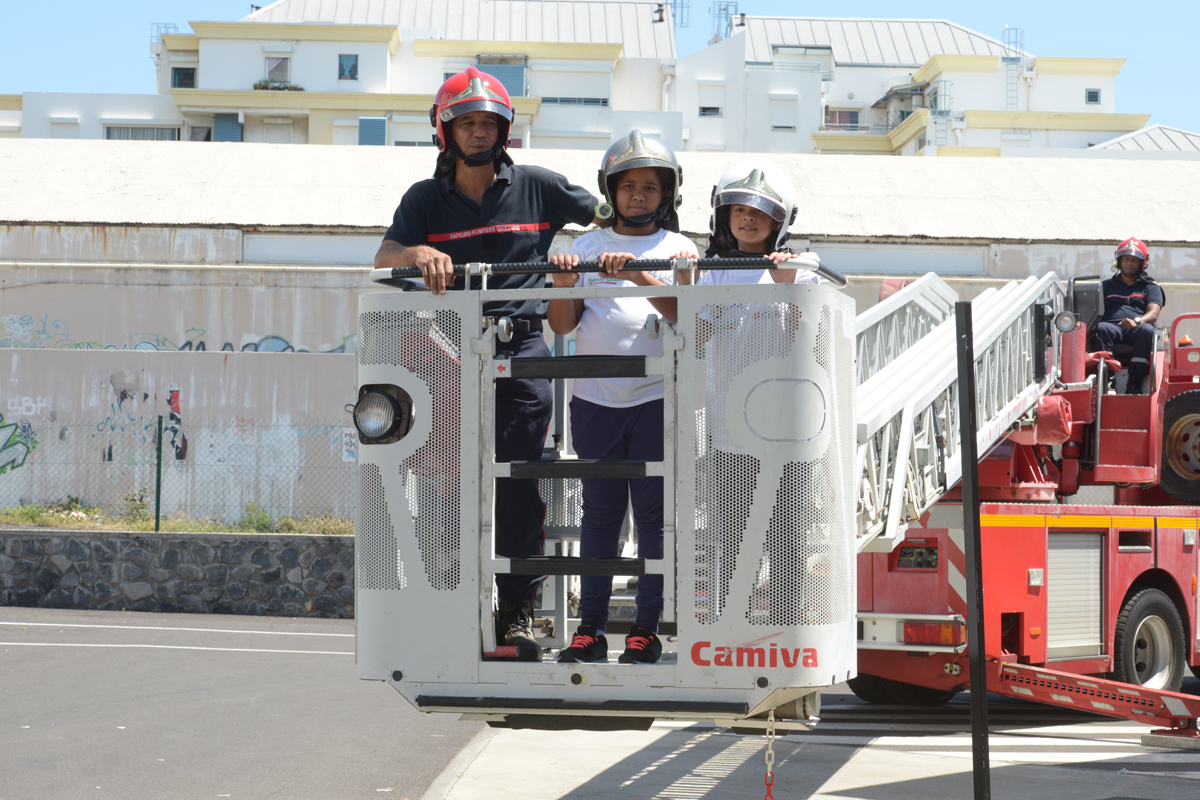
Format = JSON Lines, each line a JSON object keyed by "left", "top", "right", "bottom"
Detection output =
{"left": 448, "top": 138, "right": 504, "bottom": 167}
{"left": 615, "top": 208, "right": 658, "bottom": 227}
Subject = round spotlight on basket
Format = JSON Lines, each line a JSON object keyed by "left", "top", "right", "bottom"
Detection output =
{"left": 354, "top": 391, "right": 401, "bottom": 440}
{"left": 1054, "top": 310, "right": 1078, "bottom": 333}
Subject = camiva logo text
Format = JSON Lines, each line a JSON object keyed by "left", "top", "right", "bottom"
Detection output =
{"left": 690, "top": 641, "right": 818, "bottom": 668}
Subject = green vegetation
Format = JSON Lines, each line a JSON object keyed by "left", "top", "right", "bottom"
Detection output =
{"left": 0, "top": 498, "right": 352, "bottom": 536}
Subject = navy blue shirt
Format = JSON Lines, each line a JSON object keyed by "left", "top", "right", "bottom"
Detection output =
{"left": 1101, "top": 277, "right": 1165, "bottom": 323}
{"left": 384, "top": 163, "right": 597, "bottom": 318}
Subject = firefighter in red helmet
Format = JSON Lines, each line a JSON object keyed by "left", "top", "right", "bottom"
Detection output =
{"left": 374, "top": 68, "right": 603, "bottom": 661}
{"left": 1091, "top": 237, "right": 1164, "bottom": 394}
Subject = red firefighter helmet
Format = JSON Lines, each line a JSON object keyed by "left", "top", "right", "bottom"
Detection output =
{"left": 429, "top": 66, "right": 513, "bottom": 160}
{"left": 1115, "top": 236, "right": 1150, "bottom": 268}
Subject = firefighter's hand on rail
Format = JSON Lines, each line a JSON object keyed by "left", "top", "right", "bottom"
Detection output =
{"left": 548, "top": 254, "right": 581, "bottom": 288}
{"left": 410, "top": 245, "right": 456, "bottom": 294}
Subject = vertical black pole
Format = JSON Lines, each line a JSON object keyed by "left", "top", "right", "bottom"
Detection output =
{"left": 155, "top": 414, "right": 164, "bottom": 533}
{"left": 954, "top": 301, "right": 991, "bottom": 799}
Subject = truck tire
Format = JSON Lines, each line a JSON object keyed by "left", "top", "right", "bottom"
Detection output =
{"left": 1112, "top": 588, "right": 1186, "bottom": 692}
{"left": 880, "top": 677, "right": 958, "bottom": 706}
{"left": 1160, "top": 390, "right": 1200, "bottom": 503}
{"left": 847, "top": 674, "right": 896, "bottom": 705}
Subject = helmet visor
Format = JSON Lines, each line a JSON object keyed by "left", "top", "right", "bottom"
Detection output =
{"left": 715, "top": 191, "right": 787, "bottom": 223}
{"left": 441, "top": 99, "right": 514, "bottom": 124}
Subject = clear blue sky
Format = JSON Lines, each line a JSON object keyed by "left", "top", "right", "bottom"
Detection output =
{"left": 1, "top": 1, "right": 1196, "bottom": 132}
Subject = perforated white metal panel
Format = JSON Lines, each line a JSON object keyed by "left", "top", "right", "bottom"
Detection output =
{"left": 360, "top": 309, "right": 463, "bottom": 591}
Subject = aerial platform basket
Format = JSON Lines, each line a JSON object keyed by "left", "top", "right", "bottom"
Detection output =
{"left": 354, "top": 260, "right": 857, "bottom": 730}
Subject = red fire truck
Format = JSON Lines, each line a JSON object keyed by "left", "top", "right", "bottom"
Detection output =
{"left": 853, "top": 282, "right": 1200, "bottom": 740}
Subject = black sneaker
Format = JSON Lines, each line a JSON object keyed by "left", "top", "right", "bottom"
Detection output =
{"left": 558, "top": 624, "right": 608, "bottom": 663}
{"left": 618, "top": 625, "right": 662, "bottom": 664}
{"left": 496, "top": 598, "right": 541, "bottom": 662}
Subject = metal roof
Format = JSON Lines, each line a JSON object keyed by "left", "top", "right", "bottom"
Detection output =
{"left": 738, "top": 17, "right": 1024, "bottom": 67}
{"left": 2, "top": 139, "right": 1200, "bottom": 244}
{"left": 240, "top": 0, "right": 675, "bottom": 58}
{"left": 1090, "top": 124, "right": 1200, "bottom": 153}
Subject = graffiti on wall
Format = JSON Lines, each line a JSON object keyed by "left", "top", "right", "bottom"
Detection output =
{"left": 1, "top": 314, "right": 71, "bottom": 348}
{"left": 0, "top": 413, "right": 38, "bottom": 475}
{"left": 0, "top": 317, "right": 356, "bottom": 354}
{"left": 6, "top": 396, "right": 52, "bottom": 417}
{"left": 93, "top": 376, "right": 187, "bottom": 462}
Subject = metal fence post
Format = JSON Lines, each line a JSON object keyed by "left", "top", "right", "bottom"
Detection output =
{"left": 155, "top": 414, "right": 164, "bottom": 533}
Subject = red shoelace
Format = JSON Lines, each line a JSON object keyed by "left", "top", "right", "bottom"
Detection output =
{"left": 625, "top": 635, "right": 653, "bottom": 651}
{"left": 569, "top": 632, "right": 599, "bottom": 648}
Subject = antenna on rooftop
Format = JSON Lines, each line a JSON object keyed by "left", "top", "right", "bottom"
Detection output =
{"left": 708, "top": 1, "right": 738, "bottom": 40}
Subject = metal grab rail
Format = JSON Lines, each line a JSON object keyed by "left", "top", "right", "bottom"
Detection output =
{"left": 854, "top": 273, "right": 958, "bottom": 386}
{"left": 369, "top": 255, "right": 847, "bottom": 288}
{"left": 855, "top": 274, "right": 1065, "bottom": 553}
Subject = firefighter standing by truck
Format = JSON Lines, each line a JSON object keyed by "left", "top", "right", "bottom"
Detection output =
{"left": 373, "top": 67, "right": 602, "bottom": 660}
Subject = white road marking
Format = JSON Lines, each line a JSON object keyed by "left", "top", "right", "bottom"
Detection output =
{"left": 0, "top": 621, "right": 353, "bottom": 637}
{"left": 0, "top": 641, "right": 352, "bottom": 655}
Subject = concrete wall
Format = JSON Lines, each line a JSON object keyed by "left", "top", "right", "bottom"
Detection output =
{"left": 0, "top": 530, "right": 354, "bottom": 617}
{"left": 0, "top": 262, "right": 368, "bottom": 351}
{"left": 0, "top": 225, "right": 243, "bottom": 264}
{"left": 0, "top": 350, "right": 356, "bottom": 521}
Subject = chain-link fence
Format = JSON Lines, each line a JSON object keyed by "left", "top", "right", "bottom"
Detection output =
{"left": 0, "top": 415, "right": 355, "bottom": 533}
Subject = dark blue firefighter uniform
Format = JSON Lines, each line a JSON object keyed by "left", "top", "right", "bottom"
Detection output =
{"left": 1091, "top": 276, "right": 1165, "bottom": 392}
{"left": 385, "top": 162, "right": 597, "bottom": 602}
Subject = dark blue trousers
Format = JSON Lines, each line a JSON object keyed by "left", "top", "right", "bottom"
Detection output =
{"left": 570, "top": 396, "right": 664, "bottom": 633}
{"left": 1092, "top": 321, "right": 1155, "bottom": 390}
{"left": 494, "top": 330, "right": 553, "bottom": 602}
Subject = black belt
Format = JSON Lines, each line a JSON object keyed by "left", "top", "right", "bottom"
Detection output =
{"left": 511, "top": 318, "right": 543, "bottom": 333}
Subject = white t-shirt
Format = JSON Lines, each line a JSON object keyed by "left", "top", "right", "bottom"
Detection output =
{"left": 568, "top": 227, "right": 699, "bottom": 407}
{"left": 697, "top": 264, "right": 818, "bottom": 452}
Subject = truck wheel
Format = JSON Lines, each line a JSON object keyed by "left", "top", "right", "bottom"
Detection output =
{"left": 1160, "top": 391, "right": 1200, "bottom": 502}
{"left": 847, "top": 674, "right": 896, "bottom": 705}
{"left": 1113, "top": 588, "right": 1186, "bottom": 692}
{"left": 880, "top": 677, "right": 958, "bottom": 706}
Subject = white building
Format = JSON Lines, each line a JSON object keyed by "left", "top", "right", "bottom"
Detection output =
{"left": 0, "top": 5, "right": 1182, "bottom": 158}
{"left": 674, "top": 16, "right": 1152, "bottom": 157}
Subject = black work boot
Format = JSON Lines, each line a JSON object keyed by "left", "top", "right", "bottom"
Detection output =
{"left": 496, "top": 598, "right": 541, "bottom": 661}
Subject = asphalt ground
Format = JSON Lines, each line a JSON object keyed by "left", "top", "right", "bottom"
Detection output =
{"left": 0, "top": 607, "right": 482, "bottom": 800}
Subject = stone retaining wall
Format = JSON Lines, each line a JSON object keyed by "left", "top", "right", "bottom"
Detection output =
{"left": 0, "top": 530, "right": 354, "bottom": 618}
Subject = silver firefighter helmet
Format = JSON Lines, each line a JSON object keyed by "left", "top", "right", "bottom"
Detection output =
{"left": 597, "top": 129, "right": 683, "bottom": 228}
{"left": 710, "top": 158, "right": 798, "bottom": 251}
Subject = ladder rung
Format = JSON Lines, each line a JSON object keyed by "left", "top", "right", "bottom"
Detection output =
{"left": 505, "top": 557, "right": 645, "bottom": 576}
{"left": 507, "top": 460, "right": 658, "bottom": 479}
{"left": 498, "top": 356, "right": 649, "bottom": 380}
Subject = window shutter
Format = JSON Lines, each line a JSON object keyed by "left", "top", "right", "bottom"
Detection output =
{"left": 478, "top": 64, "right": 525, "bottom": 98}
{"left": 213, "top": 113, "right": 243, "bottom": 142}
{"left": 358, "top": 117, "right": 387, "bottom": 146}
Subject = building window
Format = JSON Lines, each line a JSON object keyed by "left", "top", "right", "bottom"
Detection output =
{"left": 699, "top": 106, "right": 722, "bottom": 117}
{"left": 358, "top": 117, "right": 387, "bottom": 146}
{"left": 171, "top": 67, "right": 196, "bottom": 89}
{"left": 395, "top": 140, "right": 436, "bottom": 147}
{"left": 339, "top": 55, "right": 359, "bottom": 81}
{"left": 1085, "top": 89, "right": 1101, "bottom": 104}
{"left": 824, "top": 108, "right": 861, "bottom": 130}
{"left": 213, "top": 113, "right": 243, "bottom": 142}
{"left": 266, "top": 57, "right": 290, "bottom": 85}
{"left": 541, "top": 97, "right": 609, "bottom": 106}
{"left": 105, "top": 126, "right": 180, "bottom": 141}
